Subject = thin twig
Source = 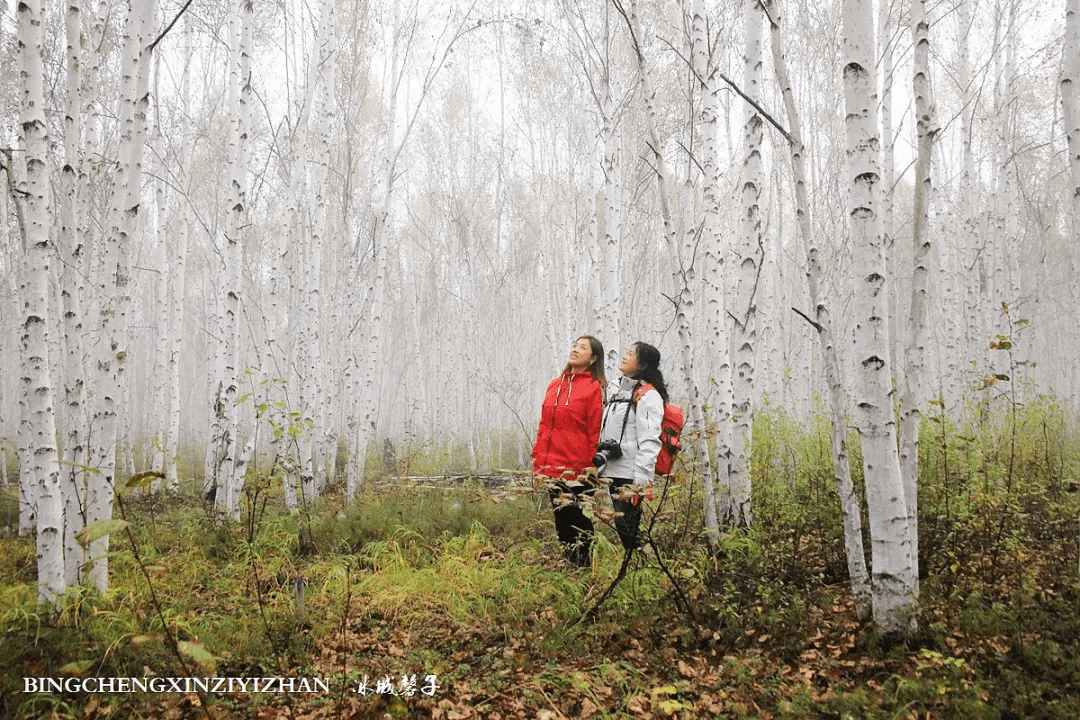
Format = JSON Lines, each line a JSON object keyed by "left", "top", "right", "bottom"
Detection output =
{"left": 116, "top": 486, "right": 216, "bottom": 720}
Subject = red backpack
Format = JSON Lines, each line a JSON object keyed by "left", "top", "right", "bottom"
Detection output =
{"left": 632, "top": 383, "right": 685, "bottom": 475}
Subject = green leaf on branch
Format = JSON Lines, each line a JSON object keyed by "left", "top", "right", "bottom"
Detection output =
{"left": 126, "top": 470, "right": 165, "bottom": 489}
{"left": 75, "top": 519, "right": 130, "bottom": 548}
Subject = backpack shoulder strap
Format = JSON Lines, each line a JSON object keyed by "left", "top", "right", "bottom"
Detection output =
{"left": 632, "top": 382, "right": 656, "bottom": 406}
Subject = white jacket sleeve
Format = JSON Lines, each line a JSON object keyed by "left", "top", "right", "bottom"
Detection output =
{"left": 632, "top": 388, "right": 664, "bottom": 485}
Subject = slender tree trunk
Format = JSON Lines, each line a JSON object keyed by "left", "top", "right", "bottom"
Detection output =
{"left": 690, "top": 0, "right": 724, "bottom": 549}
{"left": 767, "top": 0, "right": 871, "bottom": 619}
{"left": 957, "top": 0, "right": 980, "bottom": 396}
{"left": 17, "top": 400, "right": 35, "bottom": 537}
{"left": 84, "top": 0, "right": 156, "bottom": 594}
{"left": 623, "top": 0, "right": 718, "bottom": 546}
{"left": 164, "top": 19, "right": 194, "bottom": 492}
{"left": 723, "top": 0, "right": 765, "bottom": 528}
{"left": 1064, "top": 0, "right": 1080, "bottom": 229}
{"left": 150, "top": 74, "right": 168, "bottom": 483}
{"left": 60, "top": 0, "right": 88, "bottom": 586}
{"left": 19, "top": 0, "right": 64, "bottom": 606}
{"left": 898, "top": 0, "right": 937, "bottom": 599}
{"left": 599, "top": 6, "right": 622, "bottom": 366}
{"left": 351, "top": 0, "right": 406, "bottom": 498}
{"left": 213, "top": 0, "right": 253, "bottom": 521}
{"left": 843, "top": 0, "right": 918, "bottom": 637}
{"left": 299, "top": 0, "right": 338, "bottom": 503}
{"left": 879, "top": 0, "right": 900, "bottom": 389}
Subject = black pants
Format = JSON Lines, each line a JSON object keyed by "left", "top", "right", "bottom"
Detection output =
{"left": 608, "top": 478, "right": 643, "bottom": 550}
{"left": 549, "top": 482, "right": 596, "bottom": 566}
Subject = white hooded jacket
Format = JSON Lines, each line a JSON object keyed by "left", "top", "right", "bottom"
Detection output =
{"left": 598, "top": 376, "right": 664, "bottom": 486}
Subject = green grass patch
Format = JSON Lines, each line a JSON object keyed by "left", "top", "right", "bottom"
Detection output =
{"left": 1, "top": 393, "right": 1079, "bottom": 718}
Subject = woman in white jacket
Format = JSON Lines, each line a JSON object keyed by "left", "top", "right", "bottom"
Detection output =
{"left": 595, "top": 342, "right": 668, "bottom": 550}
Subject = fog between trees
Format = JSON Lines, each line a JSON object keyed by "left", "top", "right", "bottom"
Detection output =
{"left": 2, "top": 0, "right": 1078, "bottom": 635}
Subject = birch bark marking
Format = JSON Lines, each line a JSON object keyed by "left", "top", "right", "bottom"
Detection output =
{"left": 878, "top": 0, "right": 900, "bottom": 387}
{"left": 0, "top": 160, "right": 11, "bottom": 501}
{"left": 1064, "top": 0, "right": 1080, "bottom": 228}
{"left": 767, "top": 0, "right": 871, "bottom": 619}
{"left": 598, "top": 5, "right": 623, "bottom": 363}
{"left": 267, "top": 1, "right": 329, "bottom": 507}
{"left": 957, "top": 0, "right": 980, "bottom": 388}
{"left": 213, "top": 0, "right": 254, "bottom": 520}
{"left": 19, "top": 0, "right": 64, "bottom": 605}
{"left": 621, "top": 0, "right": 718, "bottom": 542}
{"left": 60, "top": 0, "right": 89, "bottom": 585}
{"left": 165, "top": 14, "right": 194, "bottom": 492}
{"left": 724, "top": 0, "right": 764, "bottom": 528}
{"left": 989, "top": 0, "right": 1019, "bottom": 348}
{"left": 842, "top": 0, "right": 917, "bottom": 637}
{"left": 898, "top": 0, "right": 937, "bottom": 599}
{"left": 87, "top": 0, "right": 157, "bottom": 592}
{"left": 300, "top": 0, "right": 338, "bottom": 503}
{"left": 600, "top": 90, "right": 623, "bottom": 363}
{"left": 691, "top": 0, "right": 724, "bottom": 548}
{"left": 150, "top": 57, "right": 169, "bottom": 483}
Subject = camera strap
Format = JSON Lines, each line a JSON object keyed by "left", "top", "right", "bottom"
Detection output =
{"left": 603, "top": 380, "right": 643, "bottom": 445}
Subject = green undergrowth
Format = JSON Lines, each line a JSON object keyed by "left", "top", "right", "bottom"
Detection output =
{"left": 1, "top": 394, "right": 1079, "bottom": 719}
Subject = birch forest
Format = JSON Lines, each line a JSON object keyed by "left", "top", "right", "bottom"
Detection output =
{"left": 2, "top": 0, "right": 1080, "bottom": 716}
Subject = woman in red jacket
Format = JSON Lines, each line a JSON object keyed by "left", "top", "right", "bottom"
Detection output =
{"left": 533, "top": 335, "right": 606, "bottom": 567}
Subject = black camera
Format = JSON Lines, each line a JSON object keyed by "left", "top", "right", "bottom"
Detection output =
{"left": 592, "top": 439, "right": 623, "bottom": 471}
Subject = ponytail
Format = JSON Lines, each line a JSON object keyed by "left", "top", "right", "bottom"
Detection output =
{"left": 631, "top": 342, "right": 669, "bottom": 404}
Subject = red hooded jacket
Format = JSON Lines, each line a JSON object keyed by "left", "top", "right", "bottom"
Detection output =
{"left": 532, "top": 370, "right": 603, "bottom": 479}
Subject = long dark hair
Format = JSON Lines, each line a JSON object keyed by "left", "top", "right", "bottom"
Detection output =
{"left": 563, "top": 335, "right": 607, "bottom": 389}
{"left": 631, "top": 342, "right": 669, "bottom": 404}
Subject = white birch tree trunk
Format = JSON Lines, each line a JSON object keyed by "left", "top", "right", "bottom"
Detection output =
{"left": 768, "top": 0, "right": 871, "bottom": 619}
{"left": 724, "top": 0, "right": 764, "bottom": 528}
{"left": 898, "top": 0, "right": 938, "bottom": 599}
{"left": 150, "top": 99, "right": 168, "bottom": 482}
{"left": 164, "top": 178, "right": 189, "bottom": 492}
{"left": 598, "top": 6, "right": 622, "bottom": 366}
{"left": 690, "top": 0, "right": 723, "bottom": 549}
{"left": 989, "top": 0, "right": 1018, "bottom": 352}
{"left": 60, "top": 0, "right": 89, "bottom": 585}
{"left": 599, "top": 102, "right": 622, "bottom": 364}
{"left": 957, "top": 0, "right": 980, "bottom": 395}
{"left": 299, "top": 0, "right": 337, "bottom": 505}
{"left": 266, "top": 20, "right": 323, "bottom": 508}
{"left": 624, "top": 0, "right": 719, "bottom": 546}
{"left": 86, "top": 0, "right": 156, "bottom": 594}
{"left": 349, "top": 0, "right": 408, "bottom": 498}
{"left": 7, "top": 163, "right": 37, "bottom": 538}
{"left": 843, "top": 0, "right": 918, "bottom": 637}
{"left": 1064, "top": 0, "right": 1080, "bottom": 229}
{"left": 18, "top": 402, "right": 35, "bottom": 537}
{"left": 19, "top": 0, "right": 64, "bottom": 606}
{"left": 164, "top": 19, "right": 194, "bottom": 492}
{"left": 213, "top": 0, "right": 254, "bottom": 521}
{"left": 878, "top": 0, "right": 900, "bottom": 388}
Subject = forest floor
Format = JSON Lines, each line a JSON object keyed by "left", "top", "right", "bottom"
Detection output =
{"left": 2, "top": 466, "right": 1079, "bottom": 720}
